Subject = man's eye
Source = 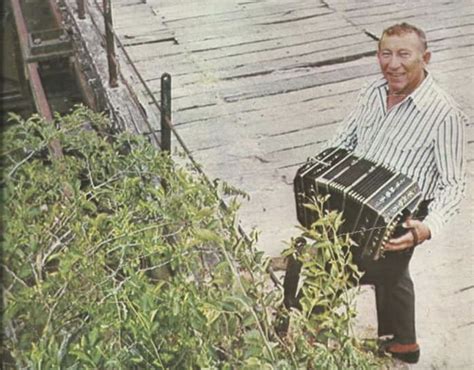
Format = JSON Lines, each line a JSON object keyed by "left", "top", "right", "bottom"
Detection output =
{"left": 400, "top": 52, "right": 411, "bottom": 58}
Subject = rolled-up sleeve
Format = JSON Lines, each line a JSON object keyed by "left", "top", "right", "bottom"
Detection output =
{"left": 423, "top": 111, "right": 467, "bottom": 237}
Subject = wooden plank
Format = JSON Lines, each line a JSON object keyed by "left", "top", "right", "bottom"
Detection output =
{"left": 141, "top": 41, "right": 471, "bottom": 128}
{"left": 165, "top": 10, "right": 341, "bottom": 44}
{"left": 187, "top": 24, "right": 359, "bottom": 59}
{"left": 353, "top": 5, "right": 474, "bottom": 36}
{"left": 158, "top": 2, "right": 325, "bottom": 27}
{"left": 218, "top": 52, "right": 377, "bottom": 101}
{"left": 132, "top": 37, "right": 372, "bottom": 81}
{"left": 112, "top": 5, "right": 155, "bottom": 20}
{"left": 197, "top": 33, "right": 371, "bottom": 68}
{"left": 164, "top": 36, "right": 472, "bottom": 107}
{"left": 175, "top": 12, "right": 352, "bottom": 50}
{"left": 330, "top": 0, "right": 472, "bottom": 18}
{"left": 169, "top": 75, "right": 367, "bottom": 123}
{"left": 170, "top": 66, "right": 372, "bottom": 120}
{"left": 174, "top": 79, "right": 365, "bottom": 144}
{"left": 113, "top": 0, "right": 147, "bottom": 8}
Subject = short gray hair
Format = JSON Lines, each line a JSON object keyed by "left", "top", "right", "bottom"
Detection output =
{"left": 379, "top": 23, "right": 428, "bottom": 51}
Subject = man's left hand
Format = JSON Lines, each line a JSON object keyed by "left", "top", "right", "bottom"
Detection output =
{"left": 384, "top": 219, "right": 431, "bottom": 252}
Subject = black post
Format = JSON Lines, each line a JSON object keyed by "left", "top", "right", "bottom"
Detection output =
{"left": 103, "top": 0, "right": 118, "bottom": 87}
{"left": 160, "top": 73, "right": 172, "bottom": 152}
{"left": 77, "top": 0, "right": 86, "bottom": 19}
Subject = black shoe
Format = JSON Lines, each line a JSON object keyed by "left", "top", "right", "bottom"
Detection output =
{"left": 384, "top": 341, "right": 420, "bottom": 364}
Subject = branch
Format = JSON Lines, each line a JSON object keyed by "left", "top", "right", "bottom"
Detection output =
{"left": 7, "top": 150, "right": 36, "bottom": 177}
{"left": 87, "top": 223, "right": 168, "bottom": 256}
{"left": 218, "top": 238, "right": 276, "bottom": 361}
{"left": 2, "top": 264, "right": 29, "bottom": 288}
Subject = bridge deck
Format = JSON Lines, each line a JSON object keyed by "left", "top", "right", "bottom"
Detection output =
{"left": 108, "top": 0, "right": 473, "bottom": 368}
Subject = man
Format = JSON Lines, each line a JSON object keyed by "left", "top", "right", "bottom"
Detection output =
{"left": 328, "top": 23, "right": 466, "bottom": 363}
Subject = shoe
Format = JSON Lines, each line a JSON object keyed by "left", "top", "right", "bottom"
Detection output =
{"left": 384, "top": 341, "right": 420, "bottom": 364}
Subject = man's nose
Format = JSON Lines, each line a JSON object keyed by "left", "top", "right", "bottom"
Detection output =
{"left": 388, "top": 56, "right": 402, "bottom": 69}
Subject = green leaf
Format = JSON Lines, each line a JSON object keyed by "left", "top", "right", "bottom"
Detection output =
{"left": 194, "top": 228, "right": 222, "bottom": 243}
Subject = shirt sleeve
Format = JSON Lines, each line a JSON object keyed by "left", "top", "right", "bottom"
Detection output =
{"left": 423, "top": 110, "right": 467, "bottom": 237}
{"left": 324, "top": 87, "right": 367, "bottom": 151}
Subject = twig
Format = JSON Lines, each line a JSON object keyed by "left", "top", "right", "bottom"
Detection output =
{"left": 85, "top": 156, "right": 96, "bottom": 188}
{"left": 218, "top": 238, "right": 276, "bottom": 361}
{"left": 42, "top": 229, "right": 74, "bottom": 266}
{"left": 87, "top": 223, "right": 168, "bottom": 255}
{"left": 2, "top": 264, "right": 29, "bottom": 288}
{"left": 7, "top": 150, "right": 36, "bottom": 177}
{"left": 45, "top": 282, "right": 70, "bottom": 332}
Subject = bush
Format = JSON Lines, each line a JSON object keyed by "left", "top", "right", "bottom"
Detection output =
{"left": 1, "top": 107, "right": 382, "bottom": 369}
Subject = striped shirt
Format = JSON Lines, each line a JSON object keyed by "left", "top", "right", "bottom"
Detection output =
{"left": 328, "top": 72, "right": 466, "bottom": 238}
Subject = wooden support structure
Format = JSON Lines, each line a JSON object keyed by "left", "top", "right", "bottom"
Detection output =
{"left": 10, "top": 0, "right": 64, "bottom": 160}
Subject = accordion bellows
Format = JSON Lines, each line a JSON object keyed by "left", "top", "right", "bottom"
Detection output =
{"left": 294, "top": 147, "right": 422, "bottom": 260}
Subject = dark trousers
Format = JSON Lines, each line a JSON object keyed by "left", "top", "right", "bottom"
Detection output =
{"left": 352, "top": 199, "right": 431, "bottom": 344}
{"left": 284, "top": 198, "right": 432, "bottom": 343}
{"left": 282, "top": 246, "right": 416, "bottom": 344}
{"left": 354, "top": 248, "right": 416, "bottom": 344}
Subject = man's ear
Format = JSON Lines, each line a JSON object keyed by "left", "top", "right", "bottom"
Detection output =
{"left": 423, "top": 50, "right": 432, "bottom": 65}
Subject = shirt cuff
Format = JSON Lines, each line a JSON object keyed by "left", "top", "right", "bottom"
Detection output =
{"left": 422, "top": 210, "right": 444, "bottom": 239}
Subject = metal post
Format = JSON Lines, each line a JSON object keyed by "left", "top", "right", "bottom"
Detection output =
{"left": 103, "top": 0, "right": 118, "bottom": 87}
{"left": 77, "top": 0, "right": 86, "bottom": 19}
{"left": 160, "top": 73, "right": 172, "bottom": 152}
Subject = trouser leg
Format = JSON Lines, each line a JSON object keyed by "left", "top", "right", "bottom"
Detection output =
{"left": 389, "top": 267, "right": 416, "bottom": 343}
{"left": 283, "top": 242, "right": 418, "bottom": 344}
{"left": 357, "top": 249, "right": 416, "bottom": 343}
{"left": 374, "top": 283, "right": 394, "bottom": 337}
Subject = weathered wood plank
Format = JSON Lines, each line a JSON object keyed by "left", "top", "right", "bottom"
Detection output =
{"left": 158, "top": 2, "right": 326, "bottom": 27}
{"left": 164, "top": 39, "right": 473, "bottom": 106}
{"left": 328, "top": 0, "right": 472, "bottom": 18}
{"left": 172, "top": 13, "right": 352, "bottom": 50}
{"left": 164, "top": 10, "right": 344, "bottom": 44}
{"left": 350, "top": 6, "right": 474, "bottom": 36}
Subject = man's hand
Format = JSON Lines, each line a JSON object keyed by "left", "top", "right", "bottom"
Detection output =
{"left": 384, "top": 218, "right": 431, "bottom": 252}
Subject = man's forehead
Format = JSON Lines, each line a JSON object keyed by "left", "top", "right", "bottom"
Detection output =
{"left": 379, "top": 32, "right": 424, "bottom": 50}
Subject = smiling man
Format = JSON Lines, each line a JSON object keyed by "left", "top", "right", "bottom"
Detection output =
{"left": 328, "top": 23, "right": 466, "bottom": 363}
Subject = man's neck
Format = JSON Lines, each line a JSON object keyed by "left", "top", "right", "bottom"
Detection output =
{"left": 387, "top": 94, "right": 406, "bottom": 111}
{"left": 386, "top": 70, "right": 428, "bottom": 111}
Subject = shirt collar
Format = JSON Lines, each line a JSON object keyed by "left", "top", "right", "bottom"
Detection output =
{"left": 408, "top": 71, "right": 434, "bottom": 110}
{"left": 377, "top": 71, "right": 434, "bottom": 111}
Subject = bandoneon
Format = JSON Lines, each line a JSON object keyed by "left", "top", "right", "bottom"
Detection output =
{"left": 294, "top": 147, "right": 422, "bottom": 260}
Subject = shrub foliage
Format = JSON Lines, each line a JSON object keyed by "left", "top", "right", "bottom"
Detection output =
{"left": 1, "top": 107, "right": 381, "bottom": 369}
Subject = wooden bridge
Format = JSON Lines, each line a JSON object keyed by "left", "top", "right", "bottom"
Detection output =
{"left": 107, "top": 0, "right": 473, "bottom": 253}
{"left": 69, "top": 0, "right": 473, "bottom": 368}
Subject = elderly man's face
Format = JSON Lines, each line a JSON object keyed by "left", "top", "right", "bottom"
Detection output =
{"left": 377, "top": 32, "right": 431, "bottom": 96}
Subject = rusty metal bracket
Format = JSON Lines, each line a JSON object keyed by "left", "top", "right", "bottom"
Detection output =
{"left": 26, "top": 28, "right": 73, "bottom": 62}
